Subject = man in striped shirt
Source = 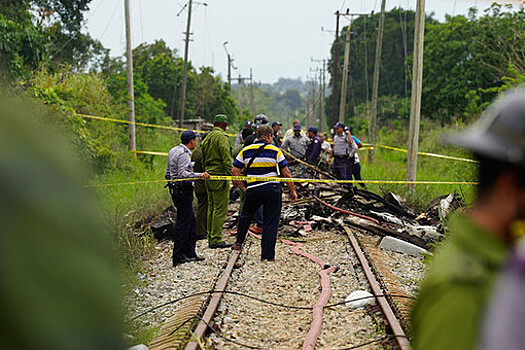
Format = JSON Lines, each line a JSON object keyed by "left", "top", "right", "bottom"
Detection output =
{"left": 231, "top": 126, "right": 297, "bottom": 261}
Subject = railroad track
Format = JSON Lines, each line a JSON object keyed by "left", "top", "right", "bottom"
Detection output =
{"left": 140, "top": 223, "right": 416, "bottom": 350}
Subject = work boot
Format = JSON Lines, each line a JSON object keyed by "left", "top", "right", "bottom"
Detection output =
{"left": 190, "top": 255, "right": 205, "bottom": 261}
{"left": 208, "top": 241, "right": 233, "bottom": 249}
{"left": 173, "top": 256, "right": 193, "bottom": 266}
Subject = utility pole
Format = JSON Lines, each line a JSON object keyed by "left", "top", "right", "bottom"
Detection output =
{"left": 338, "top": 15, "right": 353, "bottom": 123}
{"left": 320, "top": 61, "right": 326, "bottom": 132}
{"left": 223, "top": 41, "right": 234, "bottom": 91}
{"left": 369, "top": 0, "right": 386, "bottom": 163}
{"left": 249, "top": 68, "right": 255, "bottom": 115}
{"left": 406, "top": 0, "right": 426, "bottom": 188}
{"left": 338, "top": 12, "right": 369, "bottom": 123}
{"left": 311, "top": 77, "right": 317, "bottom": 127}
{"left": 124, "top": 0, "right": 136, "bottom": 153}
{"left": 331, "top": 11, "right": 341, "bottom": 128}
{"left": 178, "top": 0, "right": 193, "bottom": 128}
{"left": 312, "top": 58, "right": 327, "bottom": 132}
{"left": 232, "top": 74, "right": 250, "bottom": 116}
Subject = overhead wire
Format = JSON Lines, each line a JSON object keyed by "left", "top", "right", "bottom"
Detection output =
{"left": 100, "top": 0, "right": 121, "bottom": 40}
{"left": 130, "top": 289, "right": 414, "bottom": 321}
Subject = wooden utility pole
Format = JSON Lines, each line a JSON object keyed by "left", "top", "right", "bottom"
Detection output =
{"left": 320, "top": 61, "right": 326, "bottom": 132}
{"left": 223, "top": 41, "right": 234, "bottom": 90}
{"left": 331, "top": 11, "right": 341, "bottom": 127}
{"left": 311, "top": 78, "right": 317, "bottom": 127}
{"left": 178, "top": 0, "right": 193, "bottom": 128}
{"left": 249, "top": 69, "right": 255, "bottom": 115}
{"left": 312, "top": 58, "right": 327, "bottom": 132}
{"left": 338, "top": 15, "right": 353, "bottom": 123}
{"left": 407, "top": 0, "right": 426, "bottom": 187}
{"left": 369, "top": 0, "right": 386, "bottom": 163}
{"left": 124, "top": 0, "right": 136, "bottom": 153}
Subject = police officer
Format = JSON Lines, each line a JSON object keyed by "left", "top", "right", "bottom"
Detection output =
{"left": 331, "top": 122, "right": 353, "bottom": 179}
{"left": 166, "top": 130, "right": 210, "bottom": 265}
{"left": 411, "top": 89, "right": 525, "bottom": 350}
{"left": 272, "top": 121, "right": 283, "bottom": 147}
{"left": 231, "top": 126, "right": 297, "bottom": 261}
{"left": 201, "top": 114, "right": 233, "bottom": 249}
{"left": 305, "top": 126, "right": 322, "bottom": 165}
{"left": 281, "top": 123, "right": 308, "bottom": 159}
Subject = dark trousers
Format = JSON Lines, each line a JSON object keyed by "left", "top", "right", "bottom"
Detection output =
{"left": 331, "top": 156, "right": 348, "bottom": 179}
{"left": 346, "top": 156, "right": 355, "bottom": 181}
{"left": 170, "top": 184, "right": 197, "bottom": 261}
{"left": 235, "top": 183, "right": 282, "bottom": 260}
{"left": 350, "top": 162, "right": 366, "bottom": 188}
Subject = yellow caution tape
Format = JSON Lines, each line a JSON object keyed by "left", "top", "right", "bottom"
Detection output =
{"left": 77, "top": 114, "right": 238, "bottom": 137}
{"left": 86, "top": 175, "right": 478, "bottom": 188}
{"left": 133, "top": 150, "right": 169, "bottom": 156}
{"left": 77, "top": 113, "right": 476, "bottom": 163}
{"left": 364, "top": 144, "right": 478, "bottom": 163}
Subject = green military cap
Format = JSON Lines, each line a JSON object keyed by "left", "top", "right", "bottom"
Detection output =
{"left": 214, "top": 114, "right": 229, "bottom": 123}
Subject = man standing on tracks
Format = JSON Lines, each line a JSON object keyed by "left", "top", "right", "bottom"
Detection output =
{"left": 281, "top": 123, "right": 308, "bottom": 159}
{"left": 166, "top": 130, "right": 210, "bottom": 265}
{"left": 411, "top": 89, "right": 525, "bottom": 350}
{"left": 231, "top": 126, "right": 297, "bottom": 261}
{"left": 305, "top": 126, "right": 322, "bottom": 165}
{"left": 272, "top": 121, "right": 283, "bottom": 147}
{"left": 201, "top": 114, "right": 233, "bottom": 249}
{"left": 331, "top": 122, "right": 353, "bottom": 179}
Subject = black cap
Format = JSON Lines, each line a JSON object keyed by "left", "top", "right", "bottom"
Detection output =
{"left": 180, "top": 130, "right": 197, "bottom": 144}
{"left": 272, "top": 121, "right": 282, "bottom": 127}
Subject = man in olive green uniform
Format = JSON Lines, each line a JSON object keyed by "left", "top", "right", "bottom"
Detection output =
{"left": 201, "top": 114, "right": 233, "bottom": 248}
{"left": 411, "top": 89, "right": 525, "bottom": 350}
{"left": 191, "top": 137, "right": 208, "bottom": 240}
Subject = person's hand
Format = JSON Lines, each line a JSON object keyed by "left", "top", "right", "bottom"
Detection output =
{"left": 200, "top": 172, "right": 211, "bottom": 179}
{"left": 289, "top": 191, "right": 298, "bottom": 202}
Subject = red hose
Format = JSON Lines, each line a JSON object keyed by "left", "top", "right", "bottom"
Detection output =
{"left": 247, "top": 231, "right": 336, "bottom": 349}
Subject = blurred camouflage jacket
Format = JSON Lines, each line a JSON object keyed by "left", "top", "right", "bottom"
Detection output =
{"left": 411, "top": 214, "right": 507, "bottom": 350}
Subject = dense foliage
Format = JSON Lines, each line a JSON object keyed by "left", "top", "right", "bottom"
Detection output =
{"left": 329, "top": 5, "right": 525, "bottom": 128}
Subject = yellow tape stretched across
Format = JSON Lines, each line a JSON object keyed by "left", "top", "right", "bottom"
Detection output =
{"left": 77, "top": 114, "right": 238, "bottom": 137}
{"left": 77, "top": 113, "right": 476, "bottom": 163}
{"left": 364, "top": 144, "right": 478, "bottom": 163}
{"left": 86, "top": 175, "right": 478, "bottom": 188}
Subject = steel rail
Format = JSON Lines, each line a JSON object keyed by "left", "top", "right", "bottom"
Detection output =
{"left": 184, "top": 249, "right": 242, "bottom": 350}
{"left": 342, "top": 225, "right": 411, "bottom": 350}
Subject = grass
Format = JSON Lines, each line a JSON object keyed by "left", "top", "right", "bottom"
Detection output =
{"left": 358, "top": 121, "right": 477, "bottom": 211}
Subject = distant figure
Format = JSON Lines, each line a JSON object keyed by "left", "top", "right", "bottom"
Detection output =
{"left": 244, "top": 114, "right": 269, "bottom": 147}
{"left": 281, "top": 123, "right": 308, "bottom": 159}
{"left": 0, "top": 96, "right": 124, "bottom": 349}
{"left": 331, "top": 122, "right": 356, "bottom": 180}
{"left": 166, "top": 130, "right": 210, "bottom": 265}
{"left": 201, "top": 114, "right": 233, "bottom": 249}
{"left": 231, "top": 126, "right": 297, "bottom": 260}
{"left": 305, "top": 126, "right": 322, "bottom": 165}
{"left": 271, "top": 121, "right": 283, "bottom": 147}
{"left": 283, "top": 119, "right": 306, "bottom": 141}
{"left": 347, "top": 133, "right": 366, "bottom": 189}
{"left": 234, "top": 120, "right": 253, "bottom": 149}
{"left": 411, "top": 89, "right": 525, "bottom": 350}
{"left": 319, "top": 132, "right": 332, "bottom": 171}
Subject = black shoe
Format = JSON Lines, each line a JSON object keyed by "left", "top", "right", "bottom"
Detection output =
{"left": 173, "top": 256, "right": 192, "bottom": 266}
{"left": 190, "top": 255, "right": 205, "bottom": 261}
{"left": 209, "top": 241, "right": 233, "bottom": 249}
